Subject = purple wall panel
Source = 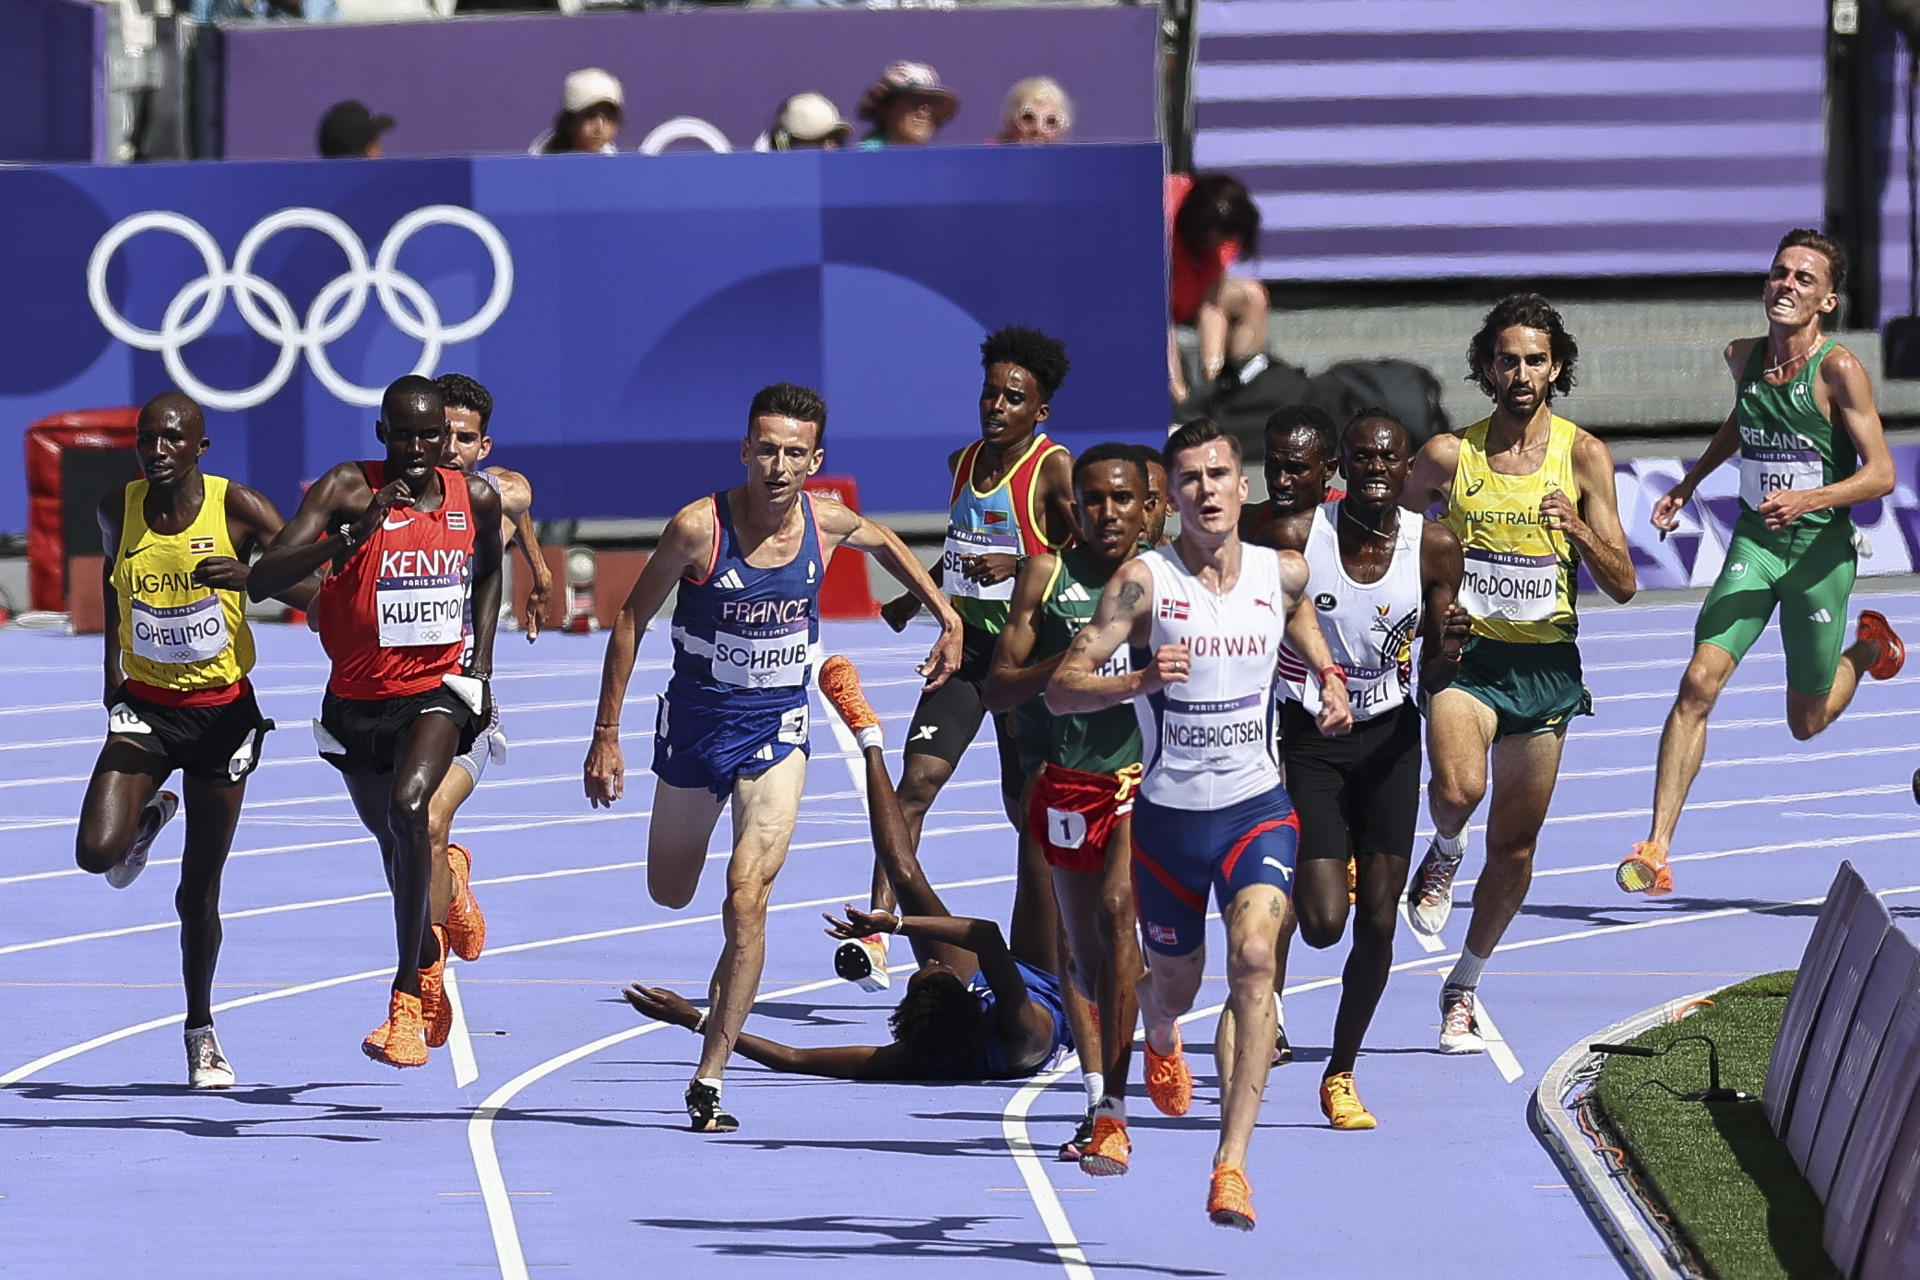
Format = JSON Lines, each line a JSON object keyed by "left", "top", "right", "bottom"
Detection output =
{"left": 1785, "top": 893, "right": 1892, "bottom": 1171}
{"left": 1807, "top": 930, "right": 1919, "bottom": 1199}
{"left": 1765, "top": 862, "right": 1867, "bottom": 1134}
{"left": 0, "top": 0, "right": 101, "bottom": 163}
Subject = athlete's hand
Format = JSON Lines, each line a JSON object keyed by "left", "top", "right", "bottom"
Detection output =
{"left": 583, "top": 731, "right": 625, "bottom": 807}
{"left": 1440, "top": 602, "right": 1472, "bottom": 660}
{"left": 1758, "top": 485, "right": 1822, "bottom": 530}
{"left": 918, "top": 622, "right": 963, "bottom": 691}
{"left": 621, "top": 984, "right": 701, "bottom": 1030}
{"left": 1539, "top": 488, "right": 1589, "bottom": 542}
{"left": 1651, "top": 487, "right": 1691, "bottom": 536}
{"left": 881, "top": 592, "right": 921, "bottom": 632}
{"left": 1138, "top": 642, "right": 1191, "bottom": 695}
{"left": 1316, "top": 674, "right": 1354, "bottom": 737}
{"left": 523, "top": 574, "right": 551, "bottom": 642}
{"left": 191, "top": 555, "right": 250, "bottom": 592}
{"left": 347, "top": 480, "right": 416, "bottom": 545}
{"left": 825, "top": 905, "right": 898, "bottom": 940}
{"left": 960, "top": 553, "right": 1018, "bottom": 587}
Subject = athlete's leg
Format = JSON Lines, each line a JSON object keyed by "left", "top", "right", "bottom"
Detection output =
{"left": 1644, "top": 643, "right": 1738, "bottom": 852}
{"left": 694, "top": 749, "right": 806, "bottom": 1082}
{"left": 1778, "top": 544, "right": 1877, "bottom": 739}
{"left": 1425, "top": 689, "right": 1496, "bottom": 840}
{"left": 1220, "top": 277, "right": 1270, "bottom": 367}
{"left": 1096, "top": 818, "right": 1142, "bottom": 1095}
{"left": 74, "top": 741, "right": 169, "bottom": 874}
{"left": 1216, "top": 884, "right": 1288, "bottom": 1173}
{"left": 878, "top": 754, "right": 958, "bottom": 913}
{"left": 342, "top": 771, "right": 400, "bottom": 889}
{"left": 385, "top": 713, "right": 463, "bottom": 993}
{"left": 1136, "top": 945, "right": 1204, "bottom": 1056}
{"left": 1462, "top": 728, "right": 1565, "bottom": 961}
{"left": 645, "top": 778, "right": 727, "bottom": 910}
{"left": 426, "top": 761, "right": 477, "bottom": 925}
{"left": 1329, "top": 851, "right": 1409, "bottom": 1077}
{"left": 860, "top": 745, "right": 971, "bottom": 972}
{"left": 176, "top": 775, "right": 244, "bottom": 1029}
{"left": 1787, "top": 637, "right": 1883, "bottom": 739}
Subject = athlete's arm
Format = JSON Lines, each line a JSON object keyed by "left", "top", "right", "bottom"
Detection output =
{"left": 1654, "top": 411, "right": 1740, "bottom": 534}
{"left": 247, "top": 462, "right": 382, "bottom": 602}
{"left": 1280, "top": 548, "right": 1352, "bottom": 736}
{"left": 881, "top": 913, "right": 1054, "bottom": 1063}
{"left": 583, "top": 501, "right": 711, "bottom": 807}
{"left": 1401, "top": 433, "right": 1459, "bottom": 515}
{"left": 1760, "top": 344, "right": 1896, "bottom": 529}
{"left": 982, "top": 553, "right": 1058, "bottom": 713}
{"left": 1035, "top": 447, "right": 1078, "bottom": 552}
{"left": 465, "top": 474, "right": 505, "bottom": 683}
{"left": 97, "top": 493, "right": 125, "bottom": 707}
{"left": 1417, "top": 521, "right": 1471, "bottom": 696}
{"left": 1046, "top": 558, "right": 1171, "bottom": 713}
{"left": 814, "top": 499, "right": 963, "bottom": 689}
{"left": 489, "top": 468, "right": 552, "bottom": 641}
{"left": 621, "top": 986, "right": 923, "bottom": 1080}
{"left": 881, "top": 448, "right": 963, "bottom": 630}
{"left": 214, "top": 483, "right": 319, "bottom": 611}
{"left": 1248, "top": 512, "right": 1307, "bottom": 554}
{"left": 1550, "top": 433, "right": 1637, "bottom": 603}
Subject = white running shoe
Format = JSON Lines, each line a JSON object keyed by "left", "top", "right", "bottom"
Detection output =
{"left": 185, "top": 1024, "right": 235, "bottom": 1089}
{"left": 1439, "top": 986, "right": 1486, "bottom": 1055}
{"left": 106, "top": 790, "right": 178, "bottom": 889}
{"left": 1406, "top": 841, "right": 1462, "bottom": 936}
{"left": 834, "top": 933, "right": 891, "bottom": 992}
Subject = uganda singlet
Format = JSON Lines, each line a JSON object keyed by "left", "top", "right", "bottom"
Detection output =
{"left": 1277, "top": 501, "right": 1423, "bottom": 722}
{"left": 114, "top": 474, "right": 254, "bottom": 697}
{"left": 942, "top": 434, "right": 1068, "bottom": 633}
{"left": 1443, "top": 415, "right": 1582, "bottom": 645}
{"left": 318, "top": 463, "right": 474, "bottom": 699}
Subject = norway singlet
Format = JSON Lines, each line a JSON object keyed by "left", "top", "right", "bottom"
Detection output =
{"left": 667, "top": 491, "right": 824, "bottom": 712}
{"left": 1443, "top": 415, "right": 1581, "bottom": 645}
{"left": 1276, "top": 501, "right": 1422, "bottom": 722}
{"left": 1734, "top": 339, "right": 1855, "bottom": 531}
{"left": 942, "top": 434, "right": 1068, "bottom": 634}
{"left": 113, "top": 474, "right": 253, "bottom": 696}
{"left": 318, "top": 463, "right": 475, "bottom": 699}
{"left": 1134, "top": 543, "right": 1288, "bottom": 811}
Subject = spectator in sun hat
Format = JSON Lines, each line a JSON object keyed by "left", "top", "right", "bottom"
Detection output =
{"left": 857, "top": 61, "right": 959, "bottom": 149}
{"left": 764, "top": 93, "right": 854, "bottom": 151}
{"left": 318, "top": 100, "right": 393, "bottom": 158}
{"left": 992, "top": 77, "right": 1072, "bottom": 144}
{"left": 534, "top": 68, "right": 625, "bottom": 155}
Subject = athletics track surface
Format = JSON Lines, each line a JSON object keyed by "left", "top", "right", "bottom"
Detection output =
{"left": 2, "top": 589, "right": 1916, "bottom": 1279}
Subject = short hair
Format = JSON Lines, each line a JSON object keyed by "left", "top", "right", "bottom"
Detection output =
{"left": 380, "top": 374, "right": 443, "bottom": 424}
{"left": 1263, "top": 404, "right": 1336, "bottom": 463}
{"left": 1343, "top": 406, "right": 1409, "bottom": 452}
{"left": 888, "top": 970, "right": 986, "bottom": 1074}
{"left": 1468, "top": 293, "right": 1579, "bottom": 400}
{"left": 1131, "top": 443, "right": 1167, "bottom": 476}
{"left": 1071, "top": 442, "right": 1147, "bottom": 490}
{"left": 746, "top": 382, "right": 828, "bottom": 447}
{"left": 1174, "top": 173, "right": 1261, "bottom": 259}
{"left": 1002, "top": 76, "right": 1073, "bottom": 130}
{"left": 1163, "top": 417, "right": 1242, "bottom": 470}
{"left": 1777, "top": 228, "right": 1847, "bottom": 295}
{"left": 981, "top": 325, "right": 1071, "bottom": 402}
{"left": 434, "top": 373, "right": 493, "bottom": 432}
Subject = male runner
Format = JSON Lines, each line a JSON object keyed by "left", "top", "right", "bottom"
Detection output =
{"left": 1049, "top": 418, "right": 1352, "bottom": 1228}
{"left": 985, "top": 444, "right": 1149, "bottom": 1174}
{"left": 1619, "top": 232, "right": 1902, "bottom": 895}
{"left": 622, "top": 657, "right": 1070, "bottom": 1083}
{"left": 582, "top": 383, "right": 959, "bottom": 1132}
{"left": 1242, "top": 404, "right": 1341, "bottom": 544}
{"left": 250, "top": 375, "right": 502, "bottom": 1069}
{"left": 1137, "top": 446, "right": 1170, "bottom": 547}
{"left": 1400, "top": 295, "right": 1635, "bottom": 1053}
{"left": 1268, "top": 411, "right": 1469, "bottom": 1126}
{"left": 862, "top": 326, "right": 1076, "bottom": 986}
{"left": 76, "top": 391, "right": 308, "bottom": 1088}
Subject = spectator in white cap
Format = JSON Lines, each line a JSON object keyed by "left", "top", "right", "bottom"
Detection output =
{"left": 536, "top": 68, "right": 624, "bottom": 155}
{"left": 857, "top": 61, "right": 959, "bottom": 149}
{"left": 765, "top": 93, "right": 853, "bottom": 151}
{"left": 993, "top": 77, "right": 1072, "bottom": 144}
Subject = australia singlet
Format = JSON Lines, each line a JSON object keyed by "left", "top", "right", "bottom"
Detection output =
{"left": 942, "top": 434, "right": 1068, "bottom": 633}
{"left": 667, "top": 491, "right": 824, "bottom": 711}
{"left": 113, "top": 474, "right": 253, "bottom": 698}
{"left": 1134, "top": 542, "right": 1288, "bottom": 810}
{"left": 318, "top": 462, "right": 475, "bottom": 699}
{"left": 1443, "top": 415, "right": 1582, "bottom": 645}
{"left": 1277, "top": 501, "right": 1422, "bottom": 722}
{"left": 1733, "top": 339, "right": 1855, "bottom": 534}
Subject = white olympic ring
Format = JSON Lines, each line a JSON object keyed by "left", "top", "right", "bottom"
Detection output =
{"left": 86, "top": 204, "right": 514, "bottom": 412}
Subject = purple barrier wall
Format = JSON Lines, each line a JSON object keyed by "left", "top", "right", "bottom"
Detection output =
{"left": 0, "top": 0, "right": 102, "bottom": 162}
{"left": 217, "top": 7, "right": 1160, "bottom": 160}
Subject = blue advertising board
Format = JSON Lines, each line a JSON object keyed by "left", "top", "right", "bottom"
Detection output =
{"left": 0, "top": 144, "right": 1168, "bottom": 532}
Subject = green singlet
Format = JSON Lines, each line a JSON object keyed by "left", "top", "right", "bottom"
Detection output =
{"left": 1013, "top": 547, "right": 1142, "bottom": 777}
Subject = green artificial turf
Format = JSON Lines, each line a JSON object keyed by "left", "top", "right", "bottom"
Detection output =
{"left": 1593, "top": 970, "right": 1838, "bottom": 1280}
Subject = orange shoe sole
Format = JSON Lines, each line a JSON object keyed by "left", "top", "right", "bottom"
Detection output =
{"left": 446, "top": 843, "right": 486, "bottom": 962}
{"left": 1860, "top": 611, "right": 1906, "bottom": 681}
{"left": 1616, "top": 848, "right": 1673, "bottom": 897}
{"left": 1143, "top": 1038, "right": 1193, "bottom": 1118}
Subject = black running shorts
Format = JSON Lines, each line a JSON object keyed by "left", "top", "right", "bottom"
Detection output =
{"left": 318, "top": 686, "right": 480, "bottom": 776}
{"left": 108, "top": 682, "right": 274, "bottom": 787}
{"left": 902, "top": 621, "right": 1026, "bottom": 810}
{"left": 1280, "top": 700, "right": 1421, "bottom": 863}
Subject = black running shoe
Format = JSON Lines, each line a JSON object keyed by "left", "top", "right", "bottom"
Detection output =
{"left": 1912, "top": 766, "right": 1919, "bottom": 808}
{"left": 1058, "top": 1107, "right": 1096, "bottom": 1161}
{"left": 1272, "top": 1023, "right": 1293, "bottom": 1068}
{"left": 685, "top": 1081, "right": 739, "bottom": 1134}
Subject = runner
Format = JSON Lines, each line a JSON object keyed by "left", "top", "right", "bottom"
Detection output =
{"left": 582, "top": 382, "right": 960, "bottom": 1132}
{"left": 76, "top": 391, "right": 308, "bottom": 1088}
{"left": 622, "top": 656, "right": 1070, "bottom": 1083}
{"left": 1241, "top": 404, "right": 1340, "bottom": 544}
{"left": 1137, "top": 445, "right": 1170, "bottom": 548}
{"left": 1268, "top": 410, "right": 1470, "bottom": 1127}
{"left": 1400, "top": 294, "right": 1636, "bottom": 1053}
{"left": 985, "top": 443, "right": 1149, "bottom": 1174}
{"left": 1047, "top": 418, "right": 1352, "bottom": 1228}
{"left": 1620, "top": 232, "right": 1903, "bottom": 895}
{"left": 861, "top": 325, "right": 1076, "bottom": 986}
{"left": 248, "top": 375, "right": 503, "bottom": 1069}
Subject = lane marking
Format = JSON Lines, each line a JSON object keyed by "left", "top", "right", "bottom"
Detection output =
{"left": 1466, "top": 993, "right": 1524, "bottom": 1083}
{"left": 444, "top": 967, "right": 480, "bottom": 1089}
{"left": 1001, "top": 1055, "right": 1097, "bottom": 1280}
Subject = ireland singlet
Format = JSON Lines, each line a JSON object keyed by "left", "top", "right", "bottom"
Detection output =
{"left": 1734, "top": 339, "right": 1856, "bottom": 535}
{"left": 114, "top": 474, "right": 253, "bottom": 693}
{"left": 942, "top": 434, "right": 1068, "bottom": 633}
{"left": 1033, "top": 547, "right": 1141, "bottom": 774}
{"left": 1444, "top": 416, "right": 1582, "bottom": 645}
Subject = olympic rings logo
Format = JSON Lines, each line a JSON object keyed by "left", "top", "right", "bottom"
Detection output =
{"left": 87, "top": 205, "right": 514, "bottom": 412}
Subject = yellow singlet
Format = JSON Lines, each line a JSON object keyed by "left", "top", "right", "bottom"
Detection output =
{"left": 1442, "top": 415, "right": 1582, "bottom": 645}
{"left": 113, "top": 474, "right": 254, "bottom": 691}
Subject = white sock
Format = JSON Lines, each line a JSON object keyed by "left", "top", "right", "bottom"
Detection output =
{"left": 1446, "top": 949, "right": 1488, "bottom": 991}
{"left": 1096, "top": 1095, "right": 1127, "bottom": 1121}
{"left": 1432, "top": 827, "right": 1468, "bottom": 862}
{"left": 1083, "top": 1071, "right": 1105, "bottom": 1111}
{"left": 694, "top": 1075, "right": 723, "bottom": 1096}
{"left": 855, "top": 725, "right": 884, "bottom": 753}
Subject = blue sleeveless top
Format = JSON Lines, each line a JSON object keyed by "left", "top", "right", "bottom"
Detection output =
{"left": 965, "top": 958, "right": 1073, "bottom": 1080}
{"left": 668, "top": 492, "right": 824, "bottom": 711}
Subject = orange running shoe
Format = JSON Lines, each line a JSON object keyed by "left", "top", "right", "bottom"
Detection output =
{"left": 1207, "top": 1165, "right": 1256, "bottom": 1231}
{"left": 1347, "top": 853, "right": 1357, "bottom": 905}
{"left": 1078, "top": 1114, "right": 1131, "bottom": 1177}
{"left": 1320, "top": 1072, "right": 1378, "bottom": 1130}
{"left": 819, "top": 655, "right": 880, "bottom": 735}
{"left": 445, "top": 843, "right": 486, "bottom": 962}
{"left": 1616, "top": 842, "right": 1673, "bottom": 897}
{"left": 1859, "top": 611, "right": 1906, "bottom": 681}
{"left": 420, "top": 925, "right": 451, "bottom": 1049}
{"left": 1143, "top": 1033, "right": 1193, "bottom": 1117}
{"left": 363, "top": 990, "right": 428, "bottom": 1068}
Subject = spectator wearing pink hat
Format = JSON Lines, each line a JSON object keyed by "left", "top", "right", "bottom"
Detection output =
{"left": 857, "top": 61, "right": 959, "bottom": 149}
{"left": 535, "top": 68, "right": 624, "bottom": 155}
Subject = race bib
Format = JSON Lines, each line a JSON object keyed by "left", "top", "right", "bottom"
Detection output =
{"left": 1458, "top": 548, "right": 1559, "bottom": 624}
{"left": 1045, "top": 806, "right": 1088, "bottom": 850}
{"left": 1341, "top": 662, "right": 1408, "bottom": 720}
{"left": 1740, "top": 448, "right": 1823, "bottom": 509}
{"left": 129, "top": 593, "right": 228, "bottom": 665}
{"left": 777, "top": 703, "right": 808, "bottom": 746}
{"left": 941, "top": 525, "right": 1020, "bottom": 602}
{"left": 376, "top": 573, "right": 466, "bottom": 648}
{"left": 712, "top": 615, "right": 812, "bottom": 688}
{"left": 1160, "top": 692, "right": 1268, "bottom": 769}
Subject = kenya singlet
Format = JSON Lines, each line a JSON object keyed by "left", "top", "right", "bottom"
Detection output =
{"left": 113, "top": 474, "right": 253, "bottom": 699}
{"left": 1277, "top": 501, "right": 1423, "bottom": 721}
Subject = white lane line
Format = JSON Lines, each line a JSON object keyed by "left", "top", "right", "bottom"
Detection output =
{"left": 1466, "top": 994, "right": 1524, "bottom": 1083}
{"left": 1000, "top": 1055, "right": 1097, "bottom": 1280}
{"left": 444, "top": 967, "right": 480, "bottom": 1089}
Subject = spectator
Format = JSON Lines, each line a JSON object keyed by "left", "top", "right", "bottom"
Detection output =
{"left": 856, "top": 61, "right": 958, "bottom": 149}
{"left": 993, "top": 77, "right": 1071, "bottom": 144}
{"left": 317, "top": 101, "right": 393, "bottom": 158}
{"left": 1167, "top": 172, "right": 1269, "bottom": 403}
{"left": 535, "top": 68, "right": 624, "bottom": 155}
{"left": 766, "top": 93, "right": 853, "bottom": 151}
{"left": 192, "top": 0, "right": 338, "bottom": 18}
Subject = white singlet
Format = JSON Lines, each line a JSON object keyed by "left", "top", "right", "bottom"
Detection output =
{"left": 1276, "top": 501, "right": 1423, "bottom": 723}
{"left": 1134, "top": 542, "right": 1289, "bottom": 811}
